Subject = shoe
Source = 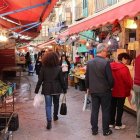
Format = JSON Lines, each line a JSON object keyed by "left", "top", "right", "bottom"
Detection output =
{"left": 136, "top": 135, "right": 140, "bottom": 138}
{"left": 115, "top": 124, "right": 126, "bottom": 130}
{"left": 46, "top": 121, "right": 52, "bottom": 130}
{"left": 92, "top": 131, "right": 98, "bottom": 135}
{"left": 53, "top": 116, "right": 58, "bottom": 121}
{"left": 109, "top": 125, "right": 114, "bottom": 128}
{"left": 103, "top": 129, "right": 112, "bottom": 136}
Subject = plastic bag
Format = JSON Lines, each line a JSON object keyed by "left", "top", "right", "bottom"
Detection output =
{"left": 82, "top": 93, "right": 88, "bottom": 111}
{"left": 82, "top": 92, "right": 91, "bottom": 111}
{"left": 131, "top": 91, "right": 136, "bottom": 105}
{"left": 33, "top": 93, "right": 44, "bottom": 108}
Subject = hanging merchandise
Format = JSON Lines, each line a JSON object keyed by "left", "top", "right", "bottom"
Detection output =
{"left": 112, "top": 19, "right": 122, "bottom": 35}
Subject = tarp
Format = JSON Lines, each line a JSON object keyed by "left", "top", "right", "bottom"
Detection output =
{"left": 0, "top": 0, "right": 58, "bottom": 37}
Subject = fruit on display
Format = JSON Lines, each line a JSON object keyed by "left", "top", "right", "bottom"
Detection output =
{"left": 0, "top": 80, "right": 9, "bottom": 96}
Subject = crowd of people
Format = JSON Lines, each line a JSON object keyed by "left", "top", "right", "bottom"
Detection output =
{"left": 22, "top": 44, "right": 139, "bottom": 138}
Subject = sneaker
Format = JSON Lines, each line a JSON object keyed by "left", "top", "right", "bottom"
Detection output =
{"left": 92, "top": 131, "right": 98, "bottom": 135}
{"left": 46, "top": 121, "right": 52, "bottom": 130}
{"left": 115, "top": 124, "right": 126, "bottom": 130}
{"left": 109, "top": 125, "right": 114, "bottom": 128}
{"left": 103, "top": 129, "right": 112, "bottom": 136}
{"left": 136, "top": 135, "right": 140, "bottom": 138}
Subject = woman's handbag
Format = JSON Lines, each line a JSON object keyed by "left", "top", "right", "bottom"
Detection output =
{"left": 60, "top": 94, "right": 67, "bottom": 115}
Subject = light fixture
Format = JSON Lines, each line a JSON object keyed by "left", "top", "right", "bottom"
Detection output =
{"left": 96, "top": 36, "right": 99, "bottom": 42}
{"left": 116, "top": 36, "right": 119, "bottom": 41}
{"left": 129, "top": 21, "right": 137, "bottom": 29}
{"left": 125, "top": 19, "right": 137, "bottom": 29}
{"left": 86, "top": 40, "right": 90, "bottom": 46}
{"left": 108, "top": 40, "right": 111, "bottom": 45}
{"left": 0, "top": 34, "right": 8, "bottom": 42}
{"left": 48, "top": 45, "right": 53, "bottom": 49}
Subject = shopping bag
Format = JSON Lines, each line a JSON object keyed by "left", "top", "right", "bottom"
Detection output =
{"left": 33, "top": 93, "right": 44, "bottom": 108}
{"left": 82, "top": 92, "right": 91, "bottom": 111}
{"left": 60, "top": 94, "right": 67, "bottom": 115}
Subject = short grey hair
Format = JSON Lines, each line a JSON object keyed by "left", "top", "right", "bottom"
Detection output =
{"left": 96, "top": 43, "right": 108, "bottom": 53}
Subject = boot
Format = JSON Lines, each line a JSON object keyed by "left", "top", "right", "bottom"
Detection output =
{"left": 53, "top": 115, "right": 58, "bottom": 121}
{"left": 46, "top": 121, "right": 52, "bottom": 130}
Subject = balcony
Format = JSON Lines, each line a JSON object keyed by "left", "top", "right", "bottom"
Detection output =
{"left": 95, "top": 0, "right": 124, "bottom": 12}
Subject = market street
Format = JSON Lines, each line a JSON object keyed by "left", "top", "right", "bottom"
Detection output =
{"left": 12, "top": 74, "right": 137, "bottom": 140}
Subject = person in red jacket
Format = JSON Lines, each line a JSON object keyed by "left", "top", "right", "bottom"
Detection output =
{"left": 109, "top": 53, "right": 133, "bottom": 130}
{"left": 133, "top": 54, "right": 140, "bottom": 138}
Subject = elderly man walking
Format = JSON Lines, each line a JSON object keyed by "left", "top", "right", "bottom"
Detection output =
{"left": 85, "top": 43, "right": 114, "bottom": 136}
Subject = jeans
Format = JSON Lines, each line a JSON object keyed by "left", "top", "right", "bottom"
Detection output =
{"left": 91, "top": 92, "right": 111, "bottom": 133}
{"left": 133, "top": 85, "right": 140, "bottom": 136}
{"left": 62, "top": 72, "right": 68, "bottom": 89}
{"left": 110, "top": 97, "right": 125, "bottom": 126}
{"left": 44, "top": 95, "right": 60, "bottom": 122}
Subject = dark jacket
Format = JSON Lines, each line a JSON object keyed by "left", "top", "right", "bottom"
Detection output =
{"left": 35, "top": 60, "right": 42, "bottom": 75}
{"left": 134, "top": 55, "right": 140, "bottom": 86}
{"left": 35, "top": 66, "right": 67, "bottom": 95}
{"left": 111, "top": 62, "right": 133, "bottom": 97}
{"left": 85, "top": 56, "right": 114, "bottom": 94}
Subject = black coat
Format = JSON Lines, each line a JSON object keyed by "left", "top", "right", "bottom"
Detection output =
{"left": 35, "top": 65, "right": 67, "bottom": 95}
{"left": 35, "top": 60, "right": 42, "bottom": 75}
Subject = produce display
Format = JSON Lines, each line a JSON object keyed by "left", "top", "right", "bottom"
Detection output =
{"left": 0, "top": 80, "right": 9, "bottom": 96}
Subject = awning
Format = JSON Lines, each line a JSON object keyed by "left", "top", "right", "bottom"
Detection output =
{"left": 37, "top": 39, "right": 55, "bottom": 48}
{"left": 0, "top": 0, "right": 58, "bottom": 37}
{"left": 60, "top": 0, "right": 140, "bottom": 36}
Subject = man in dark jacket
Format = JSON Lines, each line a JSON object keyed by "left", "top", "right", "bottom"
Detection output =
{"left": 85, "top": 43, "right": 114, "bottom": 136}
{"left": 133, "top": 54, "right": 140, "bottom": 138}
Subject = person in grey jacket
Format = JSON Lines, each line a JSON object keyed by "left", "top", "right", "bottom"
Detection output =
{"left": 85, "top": 43, "right": 114, "bottom": 136}
{"left": 35, "top": 51, "right": 67, "bottom": 130}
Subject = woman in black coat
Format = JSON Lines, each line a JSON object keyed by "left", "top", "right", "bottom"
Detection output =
{"left": 35, "top": 51, "right": 67, "bottom": 130}
{"left": 59, "top": 54, "right": 70, "bottom": 89}
{"left": 35, "top": 55, "right": 42, "bottom": 76}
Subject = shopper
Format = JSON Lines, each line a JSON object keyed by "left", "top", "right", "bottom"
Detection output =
{"left": 35, "top": 51, "right": 67, "bottom": 130}
{"left": 60, "top": 54, "right": 70, "bottom": 89}
{"left": 133, "top": 54, "right": 140, "bottom": 138}
{"left": 110, "top": 53, "right": 133, "bottom": 130}
{"left": 35, "top": 55, "right": 42, "bottom": 76}
{"left": 85, "top": 43, "right": 114, "bottom": 136}
{"left": 25, "top": 51, "right": 31, "bottom": 69}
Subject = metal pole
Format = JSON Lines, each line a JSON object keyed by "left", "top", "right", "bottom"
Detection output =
{"left": 0, "top": 1, "right": 51, "bottom": 17}
{"left": 10, "top": 22, "right": 39, "bottom": 30}
{"left": 19, "top": 22, "right": 41, "bottom": 34}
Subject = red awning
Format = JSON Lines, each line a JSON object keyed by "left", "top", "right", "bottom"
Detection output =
{"left": 60, "top": 0, "right": 140, "bottom": 36}
{"left": 0, "top": 0, "right": 58, "bottom": 37}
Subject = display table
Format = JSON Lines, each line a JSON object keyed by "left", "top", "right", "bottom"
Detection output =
{"left": 2, "top": 66, "right": 22, "bottom": 83}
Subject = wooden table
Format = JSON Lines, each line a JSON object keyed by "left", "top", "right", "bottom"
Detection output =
{"left": 2, "top": 66, "right": 22, "bottom": 83}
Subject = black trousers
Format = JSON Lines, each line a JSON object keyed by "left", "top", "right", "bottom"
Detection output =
{"left": 110, "top": 97, "right": 126, "bottom": 126}
{"left": 91, "top": 93, "right": 111, "bottom": 133}
{"left": 62, "top": 72, "right": 68, "bottom": 89}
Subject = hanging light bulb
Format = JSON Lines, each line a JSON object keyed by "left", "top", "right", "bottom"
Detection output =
{"left": 116, "top": 36, "right": 119, "bottom": 41}
{"left": 96, "top": 36, "right": 99, "bottom": 42}
{"left": 108, "top": 40, "right": 111, "bottom": 45}
{"left": 86, "top": 41, "right": 89, "bottom": 46}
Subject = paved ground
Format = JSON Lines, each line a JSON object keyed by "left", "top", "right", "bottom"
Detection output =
{"left": 10, "top": 73, "right": 137, "bottom": 140}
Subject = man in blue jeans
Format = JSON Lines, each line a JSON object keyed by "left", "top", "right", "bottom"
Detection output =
{"left": 85, "top": 43, "right": 114, "bottom": 136}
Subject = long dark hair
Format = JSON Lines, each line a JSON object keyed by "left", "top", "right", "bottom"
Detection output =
{"left": 42, "top": 51, "right": 59, "bottom": 67}
{"left": 60, "top": 54, "right": 69, "bottom": 65}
